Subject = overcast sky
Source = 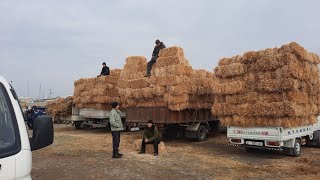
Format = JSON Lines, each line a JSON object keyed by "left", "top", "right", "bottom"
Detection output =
{"left": 0, "top": 0, "right": 319, "bottom": 99}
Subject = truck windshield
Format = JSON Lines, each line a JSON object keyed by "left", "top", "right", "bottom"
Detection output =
{"left": 0, "top": 83, "right": 20, "bottom": 158}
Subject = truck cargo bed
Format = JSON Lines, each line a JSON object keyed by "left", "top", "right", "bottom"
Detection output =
{"left": 126, "top": 107, "right": 214, "bottom": 124}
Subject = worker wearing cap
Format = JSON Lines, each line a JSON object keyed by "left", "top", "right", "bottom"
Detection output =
{"left": 145, "top": 39, "right": 166, "bottom": 77}
{"left": 139, "top": 120, "right": 162, "bottom": 156}
{"left": 98, "top": 62, "right": 110, "bottom": 77}
{"left": 109, "top": 102, "right": 124, "bottom": 158}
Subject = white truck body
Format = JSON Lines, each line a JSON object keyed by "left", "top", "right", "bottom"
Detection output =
{"left": 70, "top": 107, "right": 126, "bottom": 129}
{"left": 228, "top": 117, "right": 320, "bottom": 156}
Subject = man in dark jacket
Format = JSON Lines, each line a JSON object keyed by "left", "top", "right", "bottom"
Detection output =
{"left": 139, "top": 120, "right": 162, "bottom": 156}
{"left": 145, "top": 39, "right": 166, "bottom": 77}
{"left": 98, "top": 62, "right": 110, "bottom": 77}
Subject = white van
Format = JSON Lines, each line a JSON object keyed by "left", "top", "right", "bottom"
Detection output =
{"left": 0, "top": 76, "right": 53, "bottom": 180}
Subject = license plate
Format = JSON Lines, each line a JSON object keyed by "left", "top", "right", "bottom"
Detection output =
{"left": 130, "top": 127, "right": 140, "bottom": 131}
{"left": 246, "top": 141, "right": 263, "bottom": 146}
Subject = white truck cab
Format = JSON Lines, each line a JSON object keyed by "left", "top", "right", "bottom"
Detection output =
{"left": 0, "top": 76, "right": 53, "bottom": 180}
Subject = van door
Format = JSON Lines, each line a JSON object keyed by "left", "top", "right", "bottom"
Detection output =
{"left": 0, "top": 83, "right": 21, "bottom": 179}
{"left": 0, "top": 156, "right": 15, "bottom": 179}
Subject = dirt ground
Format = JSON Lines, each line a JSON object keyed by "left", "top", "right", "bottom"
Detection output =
{"left": 31, "top": 124, "right": 320, "bottom": 180}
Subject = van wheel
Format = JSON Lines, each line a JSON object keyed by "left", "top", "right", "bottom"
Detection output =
{"left": 197, "top": 125, "right": 208, "bottom": 142}
{"left": 290, "top": 139, "right": 301, "bottom": 157}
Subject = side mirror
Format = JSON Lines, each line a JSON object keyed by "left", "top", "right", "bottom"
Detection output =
{"left": 30, "top": 116, "right": 54, "bottom": 151}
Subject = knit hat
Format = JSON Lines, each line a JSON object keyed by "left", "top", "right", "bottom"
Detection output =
{"left": 111, "top": 102, "right": 119, "bottom": 108}
{"left": 155, "top": 39, "right": 160, "bottom": 44}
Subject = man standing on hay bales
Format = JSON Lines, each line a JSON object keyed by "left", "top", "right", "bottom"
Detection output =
{"left": 139, "top": 120, "right": 162, "bottom": 156}
{"left": 97, "top": 62, "right": 110, "bottom": 77}
{"left": 145, "top": 39, "right": 166, "bottom": 77}
{"left": 110, "top": 102, "right": 124, "bottom": 158}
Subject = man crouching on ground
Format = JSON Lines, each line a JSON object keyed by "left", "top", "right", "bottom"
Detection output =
{"left": 110, "top": 102, "right": 124, "bottom": 158}
{"left": 139, "top": 120, "right": 162, "bottom": 156}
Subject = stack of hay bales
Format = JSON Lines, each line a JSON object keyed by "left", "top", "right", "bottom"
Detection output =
{"left": 73, "top": 69, "right": 122, "bottom": 110}
{"left": 188, "top": 70, "right": 215, "bottom": 109}
{"left": 46, "top": 96, "right": 73, "bottom": 122}
{"left": 212, "top": 42, "right": 320, "bottom": 128}
{"left": 119, "top": 46, "right": 214, "bottom": 111}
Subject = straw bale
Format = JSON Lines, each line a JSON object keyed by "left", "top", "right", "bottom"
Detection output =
{"left": 155, "top": 56, "right": 188, "bottom": 68}
{"left": 226, "top": 92, "right": 258, "bottom": 104}
{"left": 253, "top": 101, "right": 310, "bottom": 117}
{"left": 128, "top": 78, "right": 150, "bottom": 89}
{"left": 241, "top": 51, "right": 261, "bottom": 64}
{"left": 215, "top": 63, "right": 246, "bottom": 78}
{"left": 166, "top": 84, "right": 190, "bottom": 96}
{"left": 156, "top": 76, "right": 186, "bottom": 86}
{"left": 158, "top": 46, "right": 184, "bottom": 57}
{"left": 80, "top": 96, "right": 94, "bottom": 103}
{"left": 280, "top": 42, "right": 320, "bottom": 64}
{"left": 133, "top": 139, "right": 166, "bottom": 154}
{"left": 140, "top": 87, "right": 153, "bottom": 99}
{"left": 151, "top": 86, "right": 166, "bottom": 96}
{"left": 193, "top": 70, "right": 208, "bottom": 78}
{"left": 125, "top": 56, "right": 148, "bottom": 65}
{"left": 84, "top": 83, "right": 95, "bottom": 91}
{"left": 257, "top": 78, "right": 301, "bottom": 93}
{"left": 166, "top": 65, "right": 193, "bottom": 76}
{"left": 212, "top": 103, "right": 237, "bottom": 116}
{"left": 165, "top": 94, "right": 189, "bottom": 104}
{"left": 110, "top": 69, "right": 122, "bottom": 77}
{"left": 213, "top": 81, "right": 246, "bottom": 95}
{"left": 253, "top": 54, "right": 290, "bottom": 72}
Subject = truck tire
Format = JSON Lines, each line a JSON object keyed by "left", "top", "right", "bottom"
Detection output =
{"left": 164, "top": 125, "right": 179, "bottom": 139}
{"left": 75, "top": 122, "right": 82, "bottom": 129}
{"left": 197, "top": 125, "right": 208, "bottom": 142}
{"left": 290, "top": 139, "right": 301, "bottom": 157}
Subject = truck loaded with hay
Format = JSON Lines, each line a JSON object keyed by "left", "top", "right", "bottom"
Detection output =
{"left": 71, "top": 69, "right": 126, "bottom": 129}
{"left": 119, "top": 47, "right": 219, "bottom": 141}
{"left": 46, "top": 96, "right": 73, "bottom": 123}
{"left": 213, "top": 42, "right": 320, "bottom": 156}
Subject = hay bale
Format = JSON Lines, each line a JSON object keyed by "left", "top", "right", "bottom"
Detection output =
{"left": 213, "top": 42, "right": 320, "bottom": 128}
{"left": 158, "top": 46, "right": 184, "bottom": 57}
{"left": 119, "top": 46, "right": 214, "bottom": 111}
{"left": 215, "top": 63, "right": 246, "bottom": 78}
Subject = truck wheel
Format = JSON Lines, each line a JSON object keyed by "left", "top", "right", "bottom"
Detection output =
{"left": 197, "top": 125, "right": 208, "bottom": 142}
{"left": 75, "top": 122, "right": 82, "bottom": 129}
{"left": 290, "top": 139, "right": 301, "bottom": 157}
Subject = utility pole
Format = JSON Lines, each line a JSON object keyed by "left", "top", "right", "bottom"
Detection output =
{"left": 27, "top": 80, "right": 30, "bottom": 98}
{"left": 39, "top": 83, "right": 42, "bottom": 100}
{"left": 49, "top": 89, "right": 53, "bottom": 98}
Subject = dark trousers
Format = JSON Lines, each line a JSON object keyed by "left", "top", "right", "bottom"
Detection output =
{"left": 112, "top": 131, "right": 121, "bottom": 155}
{"left": 27, "top": 118, "right": 33, "bottom": 129}
{"left": 146, "top": 56, "right": 158, "bottom": 76}
{"left": 141, "top": 138, "right": 160, "bottom": 154}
